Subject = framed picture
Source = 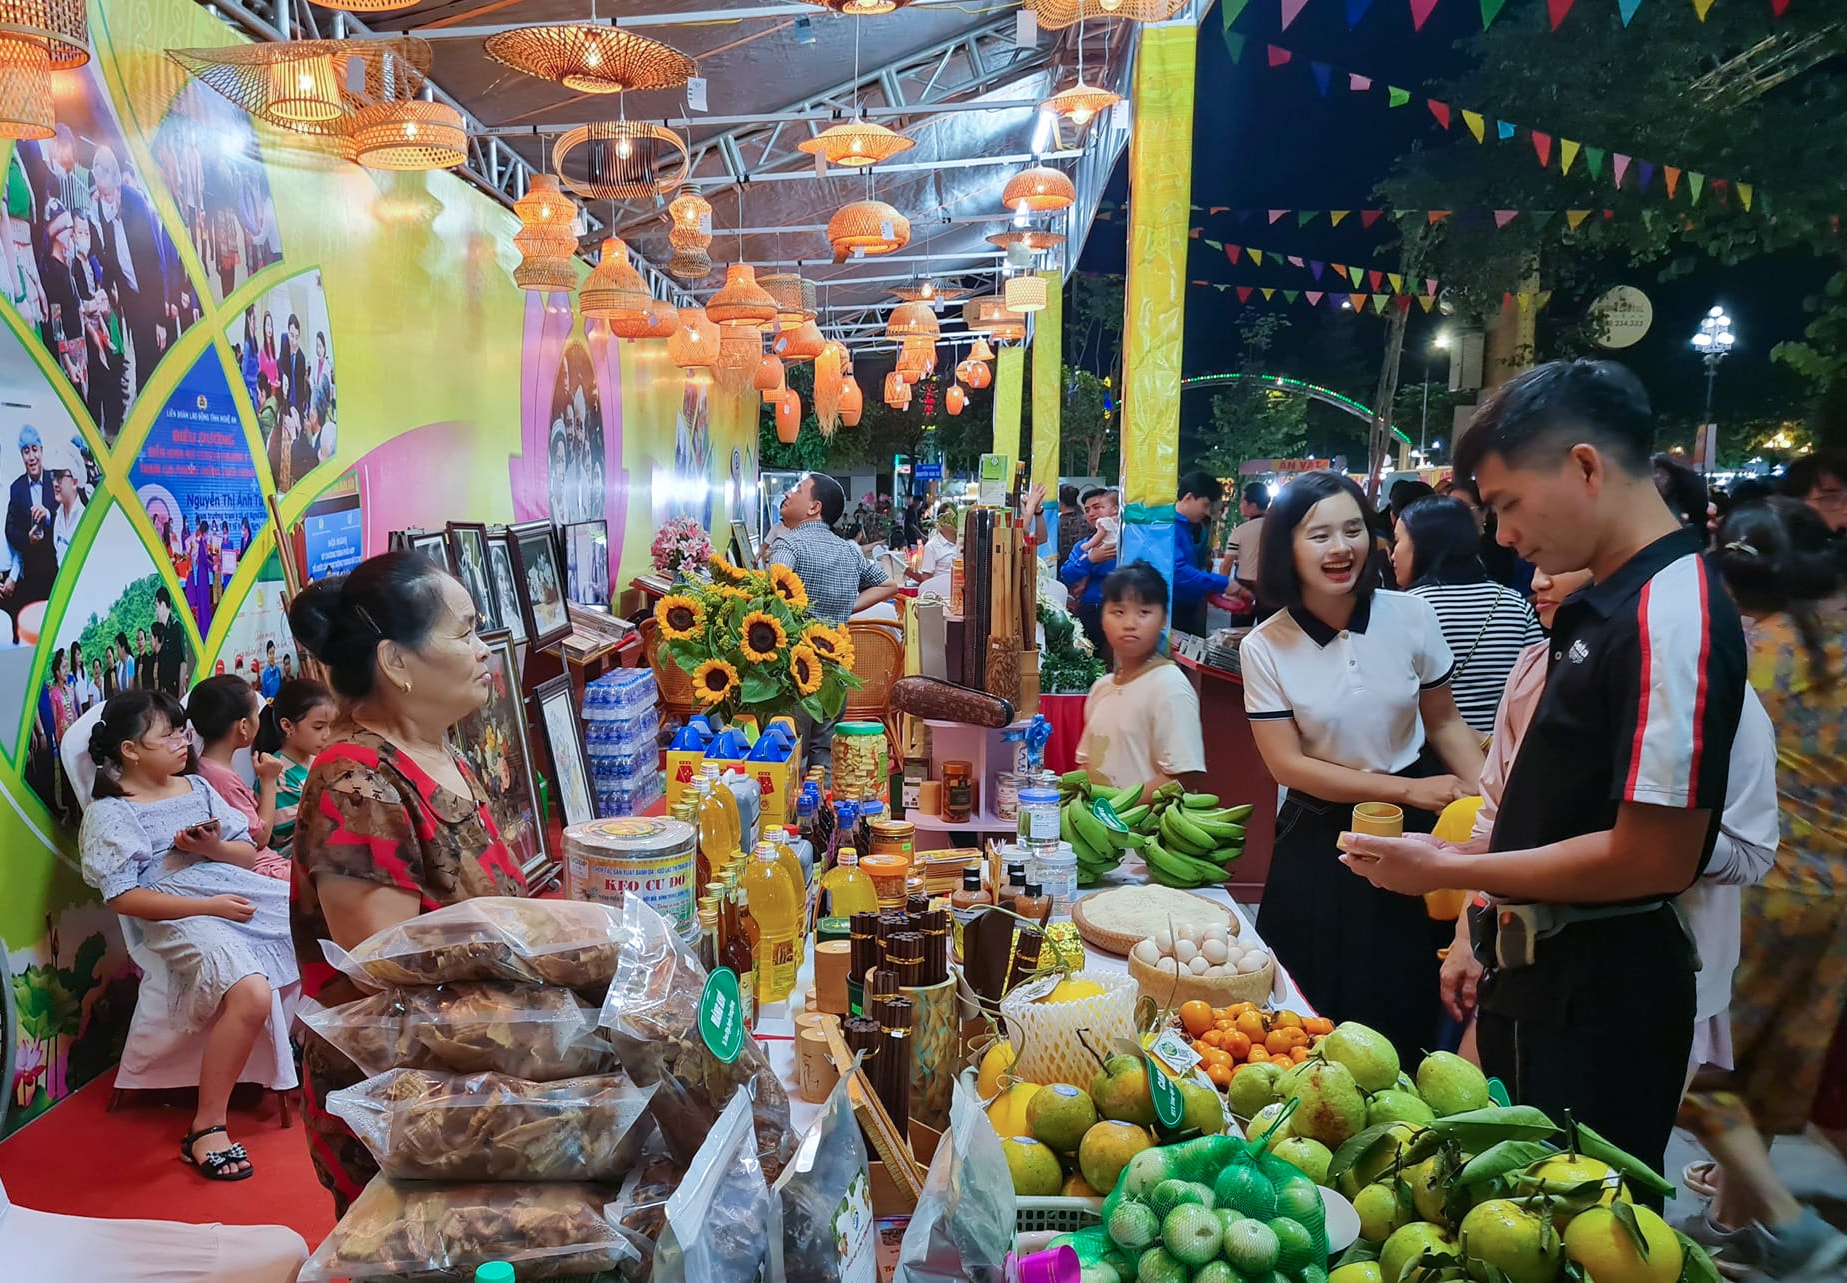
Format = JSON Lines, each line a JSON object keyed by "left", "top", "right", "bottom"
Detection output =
{"left": 728, "top": 518, "right": 756, "bottom": 570}
{"left": 487, "top": 528, "right": 526, "bottom": 646}
{"left": 446, "top": 522, "right": 498, "bottom": 632}
{"left": 562, "top": 519, "right": 610, "bottom": 611}
{"left": 449, "top": 633, "right": 550, "bottom": 881}
{"left": 407, "top": 528, "right": 452, "bottom": 572}
{"left": 509, "top": 520, "right": 571, "bottom": 649}
{"left": 533, "top": 675, "right": 596, "bottom": 829}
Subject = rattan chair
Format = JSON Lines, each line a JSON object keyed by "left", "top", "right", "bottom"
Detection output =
{"left": 844, "top": 620, "right": 905, "bottom": 759}
{"left": 640, "top": 616, "right": 697, "bottom": 725}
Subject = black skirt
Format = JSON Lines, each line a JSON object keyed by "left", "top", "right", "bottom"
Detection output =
{"left": 1255, "top": 749, "right": 1449, "bottom": 1066}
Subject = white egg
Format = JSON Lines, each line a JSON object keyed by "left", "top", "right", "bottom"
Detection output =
{"left": 1224, "top": 942, "right": 1246, "bottom": 964}
{"left": 1201, "top": 938, "right": 1229, "bottom": 965}
{"left": 1188, "top": 955, "right": 1210, "bottom": 975}
{"left": 1202, "top": 924, "right": 1228, "bottom": 945}
{"left": 1156, "top": 956, "right": 1180, "bottom": 976}
{"left": 1175, "top": 923, "right": 1198, "bottom": 946}
{"left": 1132, "top": 939, "right": 1161, "bottom": 967}
{"left": 1237, "top": 951, "right": 1270, "bottom": 974}
{"left": 1200, "top": 963, "right": 1225, "bottom": 978}
{"left": 1173, "top": 938, "right": 1199, "bottom": 965}
{"left": 1153, "top": 929, "right": 1174, "bottom": 954}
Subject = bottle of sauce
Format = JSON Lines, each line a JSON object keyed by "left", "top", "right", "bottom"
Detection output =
{"left": 742, "top": 843, "right": 799, "bottom": 1004}
{"left": 1013, "top": 881, "right": 1050, "bottom": 926}
{"left": 822, "top": 845, "right": 880, "bottom": 918}
{"left": 950, "top": 865, "right": 990, "bottom": 961}
{"left": 854, "top": 798, "right": 886, "bottom": 865}
{"left": 716, "top": 882, "right": 755, "bottom": 1031}
{"left": 1004, "top": 862, "right": 1027, "bottom": 907}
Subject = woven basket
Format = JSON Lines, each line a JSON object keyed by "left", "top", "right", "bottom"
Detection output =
{"left": 1126, "top": 948, "right": 1275, "bottom": 1009}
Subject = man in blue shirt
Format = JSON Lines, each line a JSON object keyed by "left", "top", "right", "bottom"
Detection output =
{"left": 260, "top": 640, "right": 282, "bottom": 699}
{"left": 1172, "top": 471, "right": 1231, "bottom": 636}
{"left": 1059, "top": 486, "right": 1118, "bottom": 661}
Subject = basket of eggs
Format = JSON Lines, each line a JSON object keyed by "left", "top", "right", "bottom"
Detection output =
{"left": 1125, "top": 921, "right": 1275, "bottom": 1010}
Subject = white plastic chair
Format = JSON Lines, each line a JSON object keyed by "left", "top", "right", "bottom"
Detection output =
{"left": 0, "top": 1175, "right": 308, "bottom": 1283}
{"left": 58, "top": 706, "right": 300, "bottom": 1117}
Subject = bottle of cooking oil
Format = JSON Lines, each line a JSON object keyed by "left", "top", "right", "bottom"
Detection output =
{"left": 820, "top": 845, "right": 879, "bottom": 919}
{"left": 695, "top": 775, "right": 737, "bottom": 883}
{"left": 769, "top": 829, "right": 808, "bottom": 967}
{"left": 701, "top": 763, "right": 744, "bottom": 853}
{"left": 741, "top": 842, "right": 798, "bottom": 1004}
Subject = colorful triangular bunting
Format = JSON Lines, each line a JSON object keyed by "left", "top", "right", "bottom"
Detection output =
{"left": 1480, "top": 0, "right": 1508, "bottom": 25}
{"left": 1497, "top": 119, "right": 1517, "bottom": 141}
{"left": 1388, "top": 85, "right": 1411, "bottom": 108}
{"left": 1547, "top": 0, "right": 1574, "bottom": 28}
{"left": 1310, "top": 261, "right": 1325, "bottom": 280}
{"left": 1618, "top": 0, "right": 1642, "bottom": 22}
{"left": 1346, "top": 0, "right": 1374, "bottom": 22}
{"left": 1360, "top": 210, "right": 1384, "bottom": 228}
{"left": 1268, "top": 209, "right": 1288, "bottom": 223}
{"left": 1428, "top": 100, "right": 1452, "bottom": 129}
{"left": 1692, "top": 0, "right": 1716, "bottom": 19}
{"left": 1288, "top": 255, "right": 1305, "bottom": 267}
{"left": 1224, "top": 31, "right": 1247, "bottom": 60}
{"left": 1566, "top": 210, "right": 1591, "bottom": 230}
{"left": 1330, "top": 210, "right": 1352, "bottom": 226}
{"left": 1226, "top": 244, "right": 1243, "bottom": 264}
{"left": 1350, "top": 73, "right": 1373, "bottom": 92}
{"left": 1281, "top": 0, "right": 1311, "bottom": 28}
{"left": 1689, "top": 172, "right": 1705, "bottom": 204}
{"left": 1348, "top": 265, "right": 1365, "bottom": 287}
{"left": 1664, "top": 166, "right": 1682, "bottom": 198}
{"left": 1267, "top": 44, "right": 1292, "bottom": 66}
{"left": 1283, "top": 290, "right": 1300, "bottom": 303}
{"left": 1249, "top": 249, "right": 1265, "bottom": 265}
{"left": 1428, "top": 210, "right": 1452, "bottom": 223}
{"left": 1408, "top": 0, "right": 1440, "bottom": 31}
{"left": 1738, "top": 182, "right": 1754, "bottom": 212}
{"left": 1425, "top": 278, "right": 1439, "bottom": 295}
{"left": 1311, "top": 61, "right": 1333, "bottom": 95}
{"left": 1494, "top": 209, "right": 1520, "bottom": 228}
{"left": 1531, "top": 131, "right": 1553, "bottom": 168}
{"left": 1236, "top": 287, "right": 1254, "bottom": 303}
{"left": 1307, "top": 291, "right": 1324, "bottom": 305}
{"left": 1462, "top": 110, "right": 1486, "bottom": 143}
{"left": 1639, "top": 161, "right": 1656, "bottom": 191}
{"left": 1368, "top": 269, "right": 1385, "bottom": 290}
{"left": 1222, "top": 0, "right": 1251, "bottom": 25}
{"left": 1559, "top": 139, "right": 1581, "bottom": 175}
{"left": 1298, "top": 211, "right": 1319, "bottom": 227}
{"left": 1387, "top": 273, "right": 1403, "bottom": 292}
{"left": 1613, "top": 153, "right": 1631, "bottom": 188}
{"left": 1261, "top": 287, "right": 1277, "bottom": 301}
{"left": 1583, "top": 146, "right": 1606, "bottom": 177}
{"left": 1372, "top": 294, "right": 1390, "bottom": 313}
{"left": 1419, "top": 295, "right": 1437, "bottom": 312}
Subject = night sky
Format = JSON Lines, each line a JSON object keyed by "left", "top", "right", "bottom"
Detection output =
{"left": 1075, "top": 0, "right": 1828, "bottom": 435}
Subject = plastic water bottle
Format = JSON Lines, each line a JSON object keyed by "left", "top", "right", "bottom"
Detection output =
{"left": 475, "top": 1264, "right": 515, "bottom": 1283}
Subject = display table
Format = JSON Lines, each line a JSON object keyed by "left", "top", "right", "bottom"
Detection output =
{"left": 1174, "top": 654, "right": 1278, "bottom": 904}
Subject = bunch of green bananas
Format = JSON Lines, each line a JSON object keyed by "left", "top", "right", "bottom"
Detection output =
{"left": 1055, "top": 772, "right": 1252, "bottom": 889}
{"left": 1057, "top": 771, "right": 1147, "bottom": 885}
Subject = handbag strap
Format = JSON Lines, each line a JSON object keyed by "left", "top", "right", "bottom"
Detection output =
{"left": 1450, "top": 591, "right": 1502, "bottom": 683}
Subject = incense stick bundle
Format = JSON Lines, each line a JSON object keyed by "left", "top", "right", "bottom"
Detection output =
{"left": 922, "top": 909, "right": 949, "bottom": 985}
{"left": 873, "top": 997, "right": 914, "bottom": 1131}
{"left": 849, "top": 912, "right": 878, "bottom": 984}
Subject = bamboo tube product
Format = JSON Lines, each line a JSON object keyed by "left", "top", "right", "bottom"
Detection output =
{"left": 814, "top": 940, "right": 851, "bottom": 1015}
{"left": 797, "top": 1027, "right": 838, "bottom": 1103}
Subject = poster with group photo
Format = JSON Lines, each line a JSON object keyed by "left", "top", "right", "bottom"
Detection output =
{"left": 128, "top": 349, "right": 270, "bottom": 641}
{"left": 228, "top": 268, "right": 336, "bottom": 494}
{"left": 151, "top": 80, "right": 283, "bottom": 305}
{"left": 3, "top": 65, "right": 203, "bottom": 446}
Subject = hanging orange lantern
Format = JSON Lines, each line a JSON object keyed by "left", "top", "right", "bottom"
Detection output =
{"left": 839, "top": 375, "right": 863, "bottom": 427}
{"left": 966, "top": 360, "right": 992, "bottom": 390}
{"left": 814, "top": 341, "right": 845, "bottom": 436}
{"left": 969, "top": 338, "right": 996, "bottom": 362}
{"left": 755, "top": 353, "right": 785, "bottom": 397}
{"left": 667, "top": 306, "right": 720, "bottom": 368}
{"left": 946, "top": 383, "right": 966, "bottom": 416}
{"left": 775, "top": 388, "right": 802, "bottom": 442}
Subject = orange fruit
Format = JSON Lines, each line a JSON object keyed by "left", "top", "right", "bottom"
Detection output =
{"left": 1215, "top": 1017, "right": 1237, "bottom": 1033}
{"left": 1264, "top": 1030, "right": 1294, "bottom": 1056}
{"left": 1229, "top": 1002, "right": 1257, "bottom": 1016}
{"left": 1292, "top": 1046, "right": 1311, "bottom": 1063}
{"left": 1192, "top": 1039, "right": 1212, "bottom": 1058}
{"left": 1274, "top": 1010, "right": 1305, "bottom": 1030}
{"left": 1180, "top": 1000, "right": 1216, "bottom": 1037}
{"left": 1247, "top": 1045, "right": 1271, "bottom": 1063}
{"left": 1304, "top": 1016, "right": 1334, "bottom": 1036}
{"left": 1207, "top": 1062, "right": 1234, "bottom": 1088}
{"left": 1224, "top": 1031, "right": 1252, "bottom": 1060}
{"left": 1235, "top": 1011, "right": 1267, "bottom": 1041}
{"left": 1202, "top": 1048, "right": 1233, "bottom": 1069}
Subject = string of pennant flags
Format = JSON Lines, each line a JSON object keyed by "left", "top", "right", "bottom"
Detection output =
{"left": 1223, "top": 0, "right": 1792, "bottom": 36}
{"left": 1188, "top": 281, "right": 1557, "bottom": 313}
{"left": 1189, "top": 235, "right": 1443, "bottom": 294}
{"left": 1094, "top": 206, "right": 1735, "bottom": 233}
{"left": 1219, "top": 32, "right": 1766, "bottom": 212}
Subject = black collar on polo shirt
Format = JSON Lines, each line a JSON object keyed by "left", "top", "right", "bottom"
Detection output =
{"left": 1568, "top": 526, "right": 1706, "bottom": 620}
{"left": 1287, "top": 592, "right": 1372, "bottom": 647}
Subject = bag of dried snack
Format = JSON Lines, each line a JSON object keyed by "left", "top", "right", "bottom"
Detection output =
{"left": 653, "top": 1088, "right": 785, "bottom": 1283}
{"left": 296, "top": 1177, "right": 641, "bottom": 1283}
{"left": 325, "top": 1069, "right": 659, "bottom": 1182}
{"left": 302, "top": 982, "right": 616, "bottom": 1080}
{"left": 324, "top": 897, "right": 622, "bottom": 990}
{"left": 776, "top": 1069, "right": 876, "bottom": 1283}
{"left": 895, "top": 1078, "right": 1015, "bottom": 1283}
{"left": 598, "top": 896, "right": 795, "bottom": 1180}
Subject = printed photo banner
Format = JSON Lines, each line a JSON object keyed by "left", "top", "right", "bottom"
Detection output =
{"left": 1219, "top": 32, "right": 1765, "bottom": 212}
{"left": 1223, "top": 0, "right": 1792, "bottom": 36}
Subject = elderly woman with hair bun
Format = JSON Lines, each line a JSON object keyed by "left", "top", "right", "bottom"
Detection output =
{"left": 287, "top": 551, "right": 527, "bottom": 1214}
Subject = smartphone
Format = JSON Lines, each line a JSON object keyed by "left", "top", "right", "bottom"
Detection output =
{"left": 179, "top": 818, "right": 221, "bottom": 845}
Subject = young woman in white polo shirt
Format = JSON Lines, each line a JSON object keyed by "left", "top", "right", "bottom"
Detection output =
{"left": 1240, "top": 470, "right": 1484, "bottom": 1061}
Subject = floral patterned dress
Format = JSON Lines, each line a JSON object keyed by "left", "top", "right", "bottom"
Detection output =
{"left": 293, "top": 730, "right": 526, "bottom": 1213}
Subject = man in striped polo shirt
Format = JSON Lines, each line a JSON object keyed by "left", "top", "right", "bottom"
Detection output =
{"left": 1339, "top": 360, "right": 1746, "bottom": 1182}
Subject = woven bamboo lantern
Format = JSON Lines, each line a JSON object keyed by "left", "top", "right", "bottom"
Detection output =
{"left": 965, "top": 360, "right": 992, "bottom": 390}
{"left": 761, "top": 273, "right": 817, "bottom": 324}
{"left": 970, "top": 338, "right": 996, "bottom": 362}
{"left": 580, "top": 238, "right": 652, "bottom": 326}
{"left": 668, "top": 185, "right": 713, "bottom": 252}
{"left": 0, "top": 0, "right": 88, "bottom": 142}
{"left": 797, "top": 120, "right": 914, "bottom": 168}
{"left": 347, "top": 99, "right": 467, "bottom": 171}
{"left": 775, "top": 389, "right": 802, "bottom": 443}
{"left": 755, "top": 353, "right": 786, "bottom": 396}
{"left": 1001, "top": 165, "right": 1076, "bottom": 214}
{"left": 827, "top": 200, "right": 910, "bottom": 262}
{"left": 714, "top": 325, "right": 762, "bottom": 398}
{"left": 706, "top": 263, "right": 778, "bottom": 328}
{"left": 801, "top": 0, "right": 915, "bottom": 14}
{"left": 666, "top": 249, "right": 713, "bottom": 283}
{"left": 1005, "top": 274, "right": 1048, "bottom": 314}
{"left": 264, "top": 54, "right": 343, "bottom": 124}
{"left": 814, "top": 342, "right": 844, "bottom": 436}
{"left": 987, "top": 228, "right": 1067, "bottom": 252}
{"left": 667, "top": 306, "right": 720, "bottom": 368}
{"left": 883, "top": 371, "right": 907, "bottom": 407}
{"left": 886, "top": 301, "right": 940, "bottom": 341}
{"left": 840, "top": 374, "right": 864, "bottom": 426}
{"left": 483, "top": 24, "right": 693, "bottom": 95}
{"left": 946, "top": 383, "right": 966, "bottom": 416}
{"left": 1041, "top": 80, "right": 1121, "bottom": 126}
{"left": 771, "top": 319, "right": 827, "bottom": 363}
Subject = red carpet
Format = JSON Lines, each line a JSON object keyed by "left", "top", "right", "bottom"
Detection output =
{"left": 0, "top": 1074, "right": 335, "bottom": 1249}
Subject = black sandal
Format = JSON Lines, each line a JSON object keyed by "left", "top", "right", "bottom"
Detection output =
{"left": 180, "top": 1125, "right": 255, "bottom": 1182}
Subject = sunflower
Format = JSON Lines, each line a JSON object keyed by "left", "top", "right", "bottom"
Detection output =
{"left": 708, "top": 554, "right": 749, "bottom": 584}
{"left": 717, "top": 584, "right": 755, "bottom": 602}
{"left": 767, "top": 564, "right": 809, "bottom": 609}
{"left": 691, "top": 658, "right": 740, "bottom": 705}
{"left": 789, "top": 644, "right": 823, "bottom": 696}
{"left": 802, "top": 624, "right": 847, "bottom": 663}
{"left": 656, "top": 593, "right": 706, "bottom": 641}
{"left": 740, "top": 611, "right": 789, "bottom": 663}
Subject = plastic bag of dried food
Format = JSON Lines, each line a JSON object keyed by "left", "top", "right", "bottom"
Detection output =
{"left": 598, "top": 896, "right": 795, "bottom": 1181}
{"left": 776, "top": 1068, "right": 876, "bottom": 1283}
{"left": 604, "top": 1131, "right": 686, "bottom": 1282}
{"left": 324, "top": 1068, "right": 658, "bottom": 1182}
{"left": 895, "top": 1078, "right": 1015, "bottom": 1283}
{"left": 654, "top": 1088, "right": 785, "bottom": 1283}
{"left": 296, "top": 1177, "right": 639, "bottom": 1283}
{"left": 302, "top": 982, "right": 616, "bottom": 1080}
{"left": 325, "top": 897, "right": 622, "bottom": 990}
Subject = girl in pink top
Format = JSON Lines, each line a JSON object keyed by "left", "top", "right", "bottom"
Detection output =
{"left": 186, "top": 675, "right": 290, "bottom": 881}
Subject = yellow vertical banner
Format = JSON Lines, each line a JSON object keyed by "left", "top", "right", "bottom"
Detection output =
{"left": 1120, "top": 23, "right": 1196, "bottom": 507}
{"left": 1030, "top": 269, "right": 1063, "bottom": 498}
{"left": 991, "top": 344, "right": 1026, "bottom": 466}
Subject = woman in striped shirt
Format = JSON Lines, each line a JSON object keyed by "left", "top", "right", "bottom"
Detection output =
{"left": 1392, "top": 495, "right": 1541, "bottom": 735}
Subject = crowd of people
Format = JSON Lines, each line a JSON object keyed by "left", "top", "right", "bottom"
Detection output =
{"left": 233, "top": 306, "right": 336, "bottom": 494}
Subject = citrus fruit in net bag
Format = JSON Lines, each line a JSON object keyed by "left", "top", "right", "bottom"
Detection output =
{"left": 1164, "top": 1203, "right": 1226, "bottom": 1267}
{"left": 1107, "top": 1201, "right": 1161, "bottom": 1252}
{"left": 1221, "top": 1217, "right": 1282, "bottom": 1275}
{"left": 1214, "top": 1161, "right": 1279, "bottom": 1220}
{"left": 1271, "top": 1215, "right": 1317, "bottom": 1275}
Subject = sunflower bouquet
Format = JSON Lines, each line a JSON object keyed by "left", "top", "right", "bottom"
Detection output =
{"left": 653, "top": 554, "right": 862, "bottom": 725}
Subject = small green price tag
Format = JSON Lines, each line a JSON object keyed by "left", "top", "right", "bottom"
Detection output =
{"left": 699, "top": 968, "right": 746, "bottom": 1064}
{"left": 1092, "top": 799, "right": 1129, "bottom": 833}
{"left": 1147, "top": 1054, "right": 1185, "bottom": 1129}
{"left": 1487, "top": 1076, "right": 1512, "bottom": 1108}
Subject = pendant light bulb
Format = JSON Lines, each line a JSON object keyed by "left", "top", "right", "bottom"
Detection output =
{"left": 1100, "top": 0, "right": 1123, "bottom": 11}
{"left": 1013, "top": 199, "right": 1031, "bottom": 228}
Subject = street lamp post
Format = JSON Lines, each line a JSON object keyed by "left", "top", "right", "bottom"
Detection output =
{"left": 1422, "top": 331, "right": 1452, "bottom": 462}
{"left": 1690, "top": 305, "right": 1735, "bottom": 470}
